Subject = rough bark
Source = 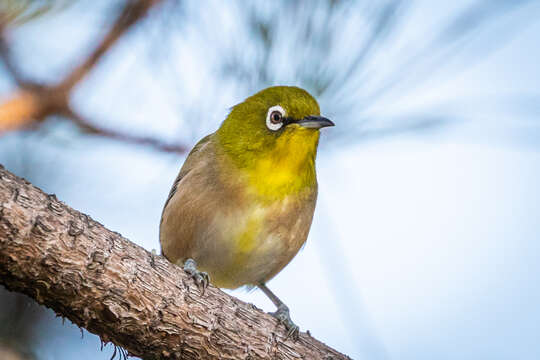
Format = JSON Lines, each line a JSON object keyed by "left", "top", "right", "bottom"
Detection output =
{"left": 0, "top": 165, "right": 350, "bottom": 360}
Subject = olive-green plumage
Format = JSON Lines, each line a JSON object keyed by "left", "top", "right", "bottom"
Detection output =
{"left": 160, "top": 86, "right": 333, "bottom": 290}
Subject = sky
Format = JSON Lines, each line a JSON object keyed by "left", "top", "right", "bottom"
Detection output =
{"left": 1, "top": 1, "right": 540, "bottom": 359}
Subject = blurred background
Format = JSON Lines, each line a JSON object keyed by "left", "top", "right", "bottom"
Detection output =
{"left": 0, "top": 0, "right": 539, "bottom": 359}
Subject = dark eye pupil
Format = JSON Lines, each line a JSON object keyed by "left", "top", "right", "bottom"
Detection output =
{"left": 271, "top": 111, "right": 282, "bottom": 124}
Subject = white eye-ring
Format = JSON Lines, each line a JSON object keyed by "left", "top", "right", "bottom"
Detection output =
{"left": 266, "top": 105, "right": 286, "bottom": 131}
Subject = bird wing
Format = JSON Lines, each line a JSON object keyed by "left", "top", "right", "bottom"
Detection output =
{"left": 159, "top": 133, "right": 221, "bottom": 264}
{"left": 161, "top": 134, "right": 213, "bottom": 212}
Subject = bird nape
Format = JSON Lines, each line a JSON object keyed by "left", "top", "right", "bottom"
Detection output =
{"left": 159, "top": 85, "right": 334, "bottom": 339}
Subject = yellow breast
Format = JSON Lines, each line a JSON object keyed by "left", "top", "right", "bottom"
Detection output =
{"left": 246, "top": 126, "right": 319, "bottom": 201}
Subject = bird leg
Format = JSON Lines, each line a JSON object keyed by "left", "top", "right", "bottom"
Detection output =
{"left": 183, "top": 258, "right": 209, "bottom": 294}
{"left": 258, "top": 283, "right": 299, "bottom": 340}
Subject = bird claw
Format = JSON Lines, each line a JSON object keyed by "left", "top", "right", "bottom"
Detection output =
{"left": 183, "top": 258, "right": 209, "bottom": 295}
{"left": 270, "top": 304, "right": 299, "bottom": 341}
{"left": 193, "top": 271, "right": 209, "bottom": 293}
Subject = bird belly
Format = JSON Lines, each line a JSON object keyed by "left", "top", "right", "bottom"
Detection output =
{"left": 193, "top": 199, "right": 312, "bottom": 289}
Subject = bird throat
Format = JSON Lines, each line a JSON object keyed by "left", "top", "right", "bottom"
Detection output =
{"left": 243, "top": 129, "right": 319, "bottom": 201}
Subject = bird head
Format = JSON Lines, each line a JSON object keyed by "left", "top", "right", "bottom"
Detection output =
{"left": 217, "top": 86, "right": 334, "bottom": 170}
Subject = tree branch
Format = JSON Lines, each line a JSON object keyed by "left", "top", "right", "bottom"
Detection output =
{"left": 0, "top": 0, "right": 188, "bottom": 154}
{"left": 66, "top": 109, "right": 189, "bottom": 154}
{"left": 59, "top": 0, "right": 161, "bottom": 91}
{"left": 0, "top": 90, "right": 40, "bottom": 132}
{"left": 0, "top": 165, "right": 349, "bottom": 360}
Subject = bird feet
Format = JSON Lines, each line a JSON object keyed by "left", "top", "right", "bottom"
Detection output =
{"left": 183, "top": 258, "right": 209, "bottom": 294}
{"left": 270, "top": 304, "right": 299, "bottom": 340}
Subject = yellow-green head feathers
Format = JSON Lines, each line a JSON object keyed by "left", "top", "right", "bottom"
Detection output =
{"left": 217, "top": 86, "right": 333, "bottom": 200}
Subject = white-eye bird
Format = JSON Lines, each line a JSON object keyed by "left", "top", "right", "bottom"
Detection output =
{"left": 160, "top": 86, "right": 334, "bottom": 337}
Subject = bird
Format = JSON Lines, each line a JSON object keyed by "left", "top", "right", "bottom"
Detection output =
{"left": 160, "top": 85, "right": 334, "bottom": 338}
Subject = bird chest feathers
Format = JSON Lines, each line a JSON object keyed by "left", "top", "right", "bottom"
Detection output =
{"left": 248, "top": 126, "right": 319, "bottom": 201}
{"left": 228, "top": 125, "right": 320, "bottom": 202}
{"left": 202, "top": 148, "right": 318, "bottom": 288}
{"left": 206, "top": 191, "right": 317, "bottom": 288}
{"left": 159, "top": 136, "right": 318, "bottom": 288}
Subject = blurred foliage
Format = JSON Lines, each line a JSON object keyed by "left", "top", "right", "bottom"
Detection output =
{"left": 214, "top": 0, "right": 538, "bottom": 145}
{"left": 0, "top": 0, "right": 71, "bottom": 26}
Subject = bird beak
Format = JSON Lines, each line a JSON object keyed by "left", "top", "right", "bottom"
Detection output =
{"left": 297, "top": 116, "right": 335, "bottom": 129}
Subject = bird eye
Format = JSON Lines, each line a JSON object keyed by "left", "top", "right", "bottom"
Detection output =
{"left": 266, "top": 105, "right": 285, "bottom": 131}
{"left": 271, "top": 111, "right": 282, "bottom": 124}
